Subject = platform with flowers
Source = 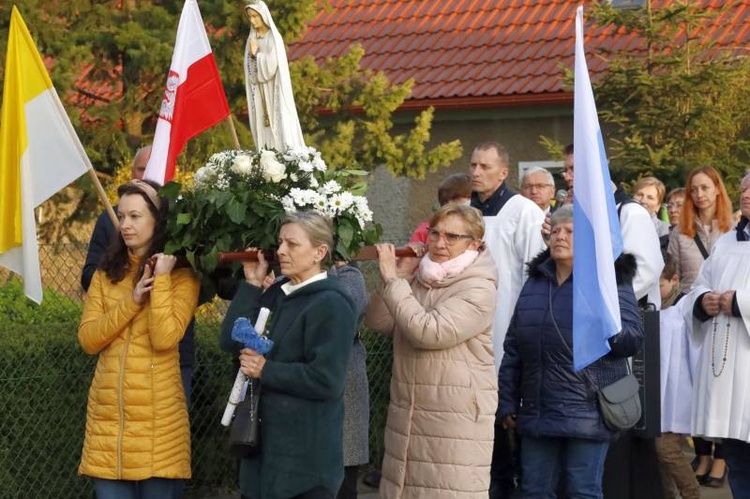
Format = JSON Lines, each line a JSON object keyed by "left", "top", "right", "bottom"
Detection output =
{"left": 161, "top": 146, "right": 382, "bottom": 297}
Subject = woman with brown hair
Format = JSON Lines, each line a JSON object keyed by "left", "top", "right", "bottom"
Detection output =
{"left": 78, "top": 180, "right": 200, "bottom": 498}
{"left": 667, "top": 165, "right": 733, "bottom": 487}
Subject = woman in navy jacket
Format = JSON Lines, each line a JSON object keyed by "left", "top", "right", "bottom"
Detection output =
{"left": 498, "top": 205, "right": 643, "bottom": 498}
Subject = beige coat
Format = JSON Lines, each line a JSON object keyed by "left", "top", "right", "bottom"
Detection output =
{"left": 667, "top": 221, "right": 727, "bottom": 293}
{"left": 365, "top": 250, "right": 498, "bottom": 499}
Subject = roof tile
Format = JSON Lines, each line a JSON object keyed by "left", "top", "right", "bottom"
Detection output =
{"left": 78, "top": 0, "right": 750, "bottom": 109}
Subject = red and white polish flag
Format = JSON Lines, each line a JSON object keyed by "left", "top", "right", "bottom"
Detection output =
{"left": 144, "top": 0, "right": 230, "bottom": 185}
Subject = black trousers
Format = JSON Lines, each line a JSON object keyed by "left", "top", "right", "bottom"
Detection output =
{"left": 336, "top": 465, "right": 360, "bottom": 499}
{"left": 489, "top": 424, "right": 519, "bottom": 499}
{"left": 693, "top": 436, "right": 725, "bottom": 459}
{"left": 602, "top": 435, "right": 663, "bottom": 499}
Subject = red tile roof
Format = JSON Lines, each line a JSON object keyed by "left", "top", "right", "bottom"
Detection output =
{"left": 287, "top": 0, "right": 750, "bottom": 110}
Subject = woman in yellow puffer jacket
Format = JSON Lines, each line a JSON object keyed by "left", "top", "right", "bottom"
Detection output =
{"left": 78, "top": 179, "right": 199, "bottom": 499}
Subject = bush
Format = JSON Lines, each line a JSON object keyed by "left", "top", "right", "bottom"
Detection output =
{"left": 0, "top": 269, "right": 393, "bottom": 496}
{"left": 0, "top": 280, "right": 82, "bottom": 327}
{"left": 0, "top": 318, "right": 240, "bottom": 498}
{"left": 0, "top": 322, "right": 95, "bottom": 498}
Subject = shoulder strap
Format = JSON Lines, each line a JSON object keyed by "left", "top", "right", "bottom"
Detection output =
{"left": 693, "top": 234, "right": 709, "bottom": 260}
{"left": 546, "top": 281, "right": 631, "bottom": 390}
{"left": 547, "top": 281, "right": 600, "bottom": 389}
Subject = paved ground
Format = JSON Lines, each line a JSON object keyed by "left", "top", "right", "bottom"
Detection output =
{"left": 357, "top": 483, "right": 732, "bottom": 498}
{"left": 205, "top": 457, "right": 733, "bottom": 499}
{"left": 206, "top": 479, "right": 731, "bottom": 498}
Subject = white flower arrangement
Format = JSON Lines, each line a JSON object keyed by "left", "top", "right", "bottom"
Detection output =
{"left": 163, "top": 146, "right": 382, "bottom": 287}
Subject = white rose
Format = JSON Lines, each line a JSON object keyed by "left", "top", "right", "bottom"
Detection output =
{"left": 231, "top": 154, "right": 253, "bottom": 174}
{"left": 260, "top": 150, "right": 286, "bottom": 183}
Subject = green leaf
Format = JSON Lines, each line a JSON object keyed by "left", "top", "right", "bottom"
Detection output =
{"left": 176, "top": 213, "right": 191, "bottom": 225}
{"left": 164, "top": 240, "right": 181, "bottom": 255}
{"left": 337, "top": 217, "right": 355, "bottom": 249}
{"left": 226, "top": 199, "right": 246, "bottom": 224}
{"left": 202, "top": 246, "right": 219, "bottom": 274}
{"left": 159, "top": 181, "right": 182, "bottom": 201}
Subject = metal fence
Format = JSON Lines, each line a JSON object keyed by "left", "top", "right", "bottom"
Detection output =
{"left": 0, "top": 244, "right": 392, "bottom": 499}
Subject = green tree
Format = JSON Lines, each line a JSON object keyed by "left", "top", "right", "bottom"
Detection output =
{"left": 586, "top": 0, "right": 750, "bottom": 199}
{"left": 0, "top": 1, "right": 460, "bottom": 241}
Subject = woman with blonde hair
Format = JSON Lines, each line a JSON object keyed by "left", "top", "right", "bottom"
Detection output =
{"left": 633, "top": 176, "right": 670, "bottom": 239}
{"left": 221, "top": 211, "right": 357, "bottom": 499}
{"left": 667, "top": 165, "right": 733, "bottom": 487}
{"left": 366, "top": 203, "right": 498, "bottom": 498}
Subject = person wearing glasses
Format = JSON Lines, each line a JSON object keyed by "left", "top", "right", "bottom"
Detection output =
{"left": 520, "top": 166, "right": 556, "bottom": 214}
{"left": 665, "top": 188, "right": 686, "bottom": 229}
{"left": 366, "top": 203, "right": 498, "bottom": 498}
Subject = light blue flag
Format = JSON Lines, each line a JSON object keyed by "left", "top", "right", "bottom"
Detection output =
{"left": 572, "top": 5, "right": 624, "bottom": 371}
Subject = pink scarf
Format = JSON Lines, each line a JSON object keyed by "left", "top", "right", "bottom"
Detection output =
{"left": 418, "top": 250, "right": 479, "bottom": 285}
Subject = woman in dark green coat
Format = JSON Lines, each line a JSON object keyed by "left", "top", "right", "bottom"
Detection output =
{"left": 220, "top": 211, "right": 357, "bottom": 499}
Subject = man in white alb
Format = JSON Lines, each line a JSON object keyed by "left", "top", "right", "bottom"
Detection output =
{"left": 469, "top": 141, "right": 545, "bottom": 499}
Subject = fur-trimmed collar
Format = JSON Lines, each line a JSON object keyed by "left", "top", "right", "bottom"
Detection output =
{"left": 526, "top": 249, "right": 638, "bottom": 285}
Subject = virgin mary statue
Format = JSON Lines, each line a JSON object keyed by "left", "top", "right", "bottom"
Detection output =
{"left": 244, "top": 1, "right": 306, "bottom": 151}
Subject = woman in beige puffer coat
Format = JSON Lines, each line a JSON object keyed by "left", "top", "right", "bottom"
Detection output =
{"left": 366, "top": 204, "right": 498, "bottom": 499}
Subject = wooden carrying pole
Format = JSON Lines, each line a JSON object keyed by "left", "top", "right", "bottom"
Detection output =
{"left": 218, "top": 246, "right": 418, "bottom": 264}
{"left": 87, "top": 169, "right": 119, "bottom": 230}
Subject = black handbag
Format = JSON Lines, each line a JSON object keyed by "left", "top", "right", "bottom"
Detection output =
{"left": 229, "top": 378, "right": 261, "bottom": 458}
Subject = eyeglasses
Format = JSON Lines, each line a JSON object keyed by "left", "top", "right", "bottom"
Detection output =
{"left": 667, "top": 202, "right": 684, "bottom": 209}
{"left": 427, "top": 228, "right": 474, "bottom": 246}
{"left": 523, "top": 183, "right": 554, "bottom": 191}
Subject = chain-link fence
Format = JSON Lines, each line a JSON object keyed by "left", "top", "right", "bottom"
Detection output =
{"left": 0, "top": 244, "right": 393, "bottom": 499}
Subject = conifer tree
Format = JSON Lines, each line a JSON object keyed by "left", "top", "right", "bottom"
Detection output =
{"left": 588, "top": 0, "right": 750, "bottom": 197}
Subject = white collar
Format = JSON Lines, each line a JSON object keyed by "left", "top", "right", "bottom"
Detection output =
{"left": 281, "top": 271, "right": 328, "bottom": 295}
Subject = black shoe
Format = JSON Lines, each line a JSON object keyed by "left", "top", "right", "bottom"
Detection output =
{"left": 362, "top": 469, "right": 381, "bottom": 488}
{"left": 703, "top": 469, "right": 727, "bottom": 488}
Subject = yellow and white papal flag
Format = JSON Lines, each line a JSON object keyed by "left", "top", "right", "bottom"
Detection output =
{"left": 0, "top": 7, "right": 92, "bottom": 303}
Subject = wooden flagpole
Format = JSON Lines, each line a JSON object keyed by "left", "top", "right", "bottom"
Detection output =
{"left": 226, "top": 115, "right": 241, "bottom": 149}
{"left": 87, "top": 169, "right": 119, "bottom": 230}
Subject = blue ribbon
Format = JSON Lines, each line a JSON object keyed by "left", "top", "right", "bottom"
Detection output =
{"left": 231, "top": 317, "right": 274, "bottom": 355}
